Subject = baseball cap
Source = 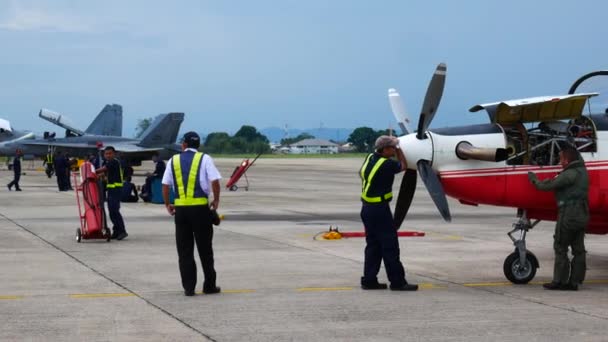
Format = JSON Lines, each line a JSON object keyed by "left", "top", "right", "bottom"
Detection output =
{"left": 181, "top": 131, "right": 201, "bottom": 148}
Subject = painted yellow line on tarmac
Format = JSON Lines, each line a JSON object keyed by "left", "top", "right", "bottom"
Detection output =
{"left": 463, "top": 282, "right": 513, "bottom": 287}
{"left": 297, "top": 287, "right": 353, "bottom": 292}
{"left": 419, "top": 283, "right": 447, "bottom": 289}
{"left": 0, "top": 295, "right": 23, "bottom": 300}
{"left": 425, "top": 232, "right": 463, "bottom": 241}
{"left": 69, "top": 293, "right": 136, "bottom": 299}
{"left": 297, "top": 234, "right": 314, "bottom": 238}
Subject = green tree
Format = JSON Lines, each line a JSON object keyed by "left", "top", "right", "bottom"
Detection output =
{"left": 348, "top": 127, "right": 379, "bottom": 152}
{"left": 204, "top": 132, "right": 232, "bottom": 153}
{"left": 280, "top": 133, "right": 315, "bottom": 146}
{"left": 234, "top": 125, "right": 269, "bottom": 143}
{"left": 134, "top": 117, "right": 154, "bottom": 138}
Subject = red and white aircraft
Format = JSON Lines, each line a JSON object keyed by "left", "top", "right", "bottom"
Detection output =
{"left": 389, "top": 65, "right": 607, "bottom": 284}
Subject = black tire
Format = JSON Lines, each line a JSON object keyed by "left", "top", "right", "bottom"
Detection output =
{"left": 503, "top": 251, "right": 537, "bottom": 284}
{"left": 229, "top": 185, "right": 238, "bottom": 191}
{"left": 76, "top": 228, "right": 82, "bottom": 243}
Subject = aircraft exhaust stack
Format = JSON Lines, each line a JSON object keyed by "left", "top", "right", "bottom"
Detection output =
{"left": 455, "top": 141, "right": 510, "bottom": 162}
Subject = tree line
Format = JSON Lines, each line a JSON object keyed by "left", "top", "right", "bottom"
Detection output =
{"left": 134, "top": 120, "right": 394, "bottom": 154}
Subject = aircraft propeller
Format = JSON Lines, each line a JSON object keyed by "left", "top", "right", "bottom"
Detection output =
{"left": 389, "top": 63, "right": 452, "bottom": 228}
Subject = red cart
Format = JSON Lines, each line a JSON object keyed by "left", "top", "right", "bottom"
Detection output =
{"left": 225, "top": 153, "right": 262, "bottom": 191}
{"left": 74, "top": 161, "right": 111, "bottom": 242}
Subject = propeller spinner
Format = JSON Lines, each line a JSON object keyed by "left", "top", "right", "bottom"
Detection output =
{"left": 389, "top": 63, "right": 452, "bottom": 228}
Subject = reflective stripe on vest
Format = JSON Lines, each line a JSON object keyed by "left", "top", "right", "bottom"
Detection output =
{"left": 173, "top": 152, "right": 209, "bottom": 206}
{"left": 106, "top": 160, "right": 124, "bottom": 189}
{"left": 360, "top": 153, "right": 393, "bottom": 203}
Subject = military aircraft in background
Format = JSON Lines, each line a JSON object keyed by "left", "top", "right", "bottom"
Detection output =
{"left": 0, "top": 112, "right": 184, "bottom": 166}
{"left": 387, "top": 64, "right": 608, "bottom": 284}
{"left": 39, "top": 104, "right": 123, "bottom": 138}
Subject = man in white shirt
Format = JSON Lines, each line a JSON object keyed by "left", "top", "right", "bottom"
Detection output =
{"left": 162, "top": 131, "right": 222, "bottom": 296}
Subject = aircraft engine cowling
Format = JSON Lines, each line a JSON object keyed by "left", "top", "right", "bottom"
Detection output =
{"left": 455, "top": 141, "right": 511, "bottom": 162}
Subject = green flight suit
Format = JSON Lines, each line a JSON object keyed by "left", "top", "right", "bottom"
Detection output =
{"left": 529, "top": 159, "right": 589, "bottom": 285}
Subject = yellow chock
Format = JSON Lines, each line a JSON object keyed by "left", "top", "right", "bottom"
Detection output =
{"left": 322, "top": 226, "right": 342, "bottom": 240}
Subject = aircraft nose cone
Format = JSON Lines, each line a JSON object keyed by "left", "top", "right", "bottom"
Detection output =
{"left": 398, "top": 133, "right": 433, "bottom": 169}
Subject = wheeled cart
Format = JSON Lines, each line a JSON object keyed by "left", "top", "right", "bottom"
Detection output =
{"left": 74, "top": 161, "right": 111, "bottom": 242}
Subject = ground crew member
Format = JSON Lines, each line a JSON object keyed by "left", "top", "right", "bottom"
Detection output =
{"left": 43, "top": 152, "right": 54, "bottom": 178}
{"left": 162, "top": 132, "right": 221, "bottom": 297}
{"left": 53, "top": 151, "right": 69, "bottom": 191}
{"left": 7, "top": 149, "right": 23, "bottom": 191}
{"left": 359, "top": 136, "right": 418, "bottom": 291}
{"left": 96, "top": 146, "right": 128, "bottom": 240}
{"left": 528, "top": 146, "right": 589, "bottom": 291}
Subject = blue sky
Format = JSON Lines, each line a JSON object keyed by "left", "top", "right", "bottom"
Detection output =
{"left": 0, "top": 0, "right": 607, "bottom": 137}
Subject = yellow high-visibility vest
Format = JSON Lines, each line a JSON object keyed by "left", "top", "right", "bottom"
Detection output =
{"left": 106, "top": 160, "right": 124, "bottom": 189}
{"left": 360, "top": 153, "right": 393, "bottom": 203}
{"left": 173, "top": 152, "right": 209, "bottom": 206}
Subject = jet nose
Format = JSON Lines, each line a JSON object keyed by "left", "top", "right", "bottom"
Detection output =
{"left": 398, "top": 133, "right": 433, "bottom": 169}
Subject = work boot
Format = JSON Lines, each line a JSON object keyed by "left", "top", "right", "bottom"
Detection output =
{"left": 390, "top": 283, "right": 419, "bottom": 291}
{"left": 116, "top": 232, "right": 128, "bottom": 241}
{"left": 561, "top": 283, "right": 578, "bottom": 291}
{"left": 542, "top": 282, "right": 562, "bottom": 290}
{"left": 361, "top": 277, "right": 388, "bottom": 290}
{"left": 184, "top": 289, "right": 195, "bottom": 297}
{"left": 203, "top": 286, "right": 221, "bottom": 294}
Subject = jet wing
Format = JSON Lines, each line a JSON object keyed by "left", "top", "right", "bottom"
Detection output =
{"left": 469, "top": 93, "right": 599, "bottom": 125}
{"left": 20, "top": 140, "right": 98, "bottom": 149}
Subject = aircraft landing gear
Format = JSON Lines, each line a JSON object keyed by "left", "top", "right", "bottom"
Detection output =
{"left": 503, "top": 212, "right": 540, "bottom": 284}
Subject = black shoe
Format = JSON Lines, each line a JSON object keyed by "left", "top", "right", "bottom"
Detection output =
{"left": 203, "top": 286, "right": 221, "bottom": 294}
{"left": 390, "top": 283, "right": 419, "bottom": 291}
{"left": 184, "top": 290, "right": 195, "bottom": 296}
{"left": 543, "top": 282, "right": 562, "bottom": 290}
{"left": 561, "top": 283, "right": 578, "bottom": 291}
{"left": 15, "top": 188, "right": 22, "bottom": 192}
{"left": 361, "top": 283, "right": 388, "bottom": 290}
{"left": 116, "top": 232, "right": 128, "bottom": 240}
{"left": 7, "top": 184, "right": 11, "bottom": 191}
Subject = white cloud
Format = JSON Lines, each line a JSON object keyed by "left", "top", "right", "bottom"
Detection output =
{"left": 0, "top": 3, "right": 98, "bottom": 33}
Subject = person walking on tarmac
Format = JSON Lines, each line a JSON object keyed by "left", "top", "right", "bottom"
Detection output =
{"left": 359, "top": 136, "right": 418, "bottom": 291}
{"left": 528, "top": 146, "right": 589, "bottom": 291}
{"left": 96, "top": 146, "right": 128, "bottom": 240}
{"left": 162, "top": 132, "right": 222, "bottom": 297}
{"left": 7, "top": 149, "right": 23, "bottom": 191}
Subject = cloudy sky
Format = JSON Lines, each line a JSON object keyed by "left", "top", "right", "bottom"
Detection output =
{"left": 0, "top": 0, "right": 606, "bottom": 137}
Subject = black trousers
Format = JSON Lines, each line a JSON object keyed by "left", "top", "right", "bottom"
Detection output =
{"left": 175, "top": 205, "right": 216, "bottom": 292}
{"left": 107, "top": 188, "right": 126, "bottom": 234}
{"left": 8, "top": 173, "right": 20, "bottom": 190}
{"left": 360, "top": 203, "right": 406, "bottom": 287}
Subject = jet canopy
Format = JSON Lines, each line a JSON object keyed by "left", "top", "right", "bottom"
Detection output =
{"left": 469, "top": 93, "right": 598, "bottom": 125}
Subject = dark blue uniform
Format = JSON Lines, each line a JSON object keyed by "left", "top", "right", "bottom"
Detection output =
{"left": 106, "top": 159, "right": 127, "bottom": 237}
{"left": 7, "top": 156, "right": 21, "bottom": 191}
{"left": 360, "top": 153, "right": 407, "bottom": 288}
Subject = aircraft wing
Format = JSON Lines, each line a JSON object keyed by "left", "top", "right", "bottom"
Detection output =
{"left": 469, "top": 93, "right": 599, "bottom": 124}
{"left": 110, "top": 143, "right": 163, "bottom": 153}
{"left": 20, "top": 140, "right": 98, "bottom": 149}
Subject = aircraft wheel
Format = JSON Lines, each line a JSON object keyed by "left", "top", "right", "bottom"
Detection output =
{"left": 76, "top": 228, "right": 82, "bottom": 243}
{"left": 229, "top": 185, "right": 238, "bottom": 191}
{"left": 503, "top": 251, "right": 537, "bottom": 284}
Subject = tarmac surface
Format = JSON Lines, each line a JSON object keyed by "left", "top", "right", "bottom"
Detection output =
{"left": 1, "top": 158, "right": 607, "bottom": 342}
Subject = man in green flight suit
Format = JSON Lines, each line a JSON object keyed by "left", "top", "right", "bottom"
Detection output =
{"left": 528, "top": 146, "right": 589, "bottom": 291}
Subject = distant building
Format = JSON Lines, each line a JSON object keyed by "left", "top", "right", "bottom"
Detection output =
{"left": 285, "top": 138, "right": 339, "bottom": 154}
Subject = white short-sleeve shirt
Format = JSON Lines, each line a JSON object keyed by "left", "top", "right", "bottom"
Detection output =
{"left": 161, "top": 148, "right": 222, "bottom": 196}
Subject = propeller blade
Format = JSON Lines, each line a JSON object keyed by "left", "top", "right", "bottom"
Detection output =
{"left": 393, "top": 169, "right": 417, "bottom": 229}
{"left": 417, "top": 63, "right": 447, "bottom": 139}
{"left": 417, "top": 159, "right": 451, "bottom": 222}
{"left": 388, "top": 88, "right": 413, "bottom": 135}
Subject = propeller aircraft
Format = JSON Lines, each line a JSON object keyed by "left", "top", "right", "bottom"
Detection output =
{"left": 388, "top": 65, "right": 608, "bottom": 284}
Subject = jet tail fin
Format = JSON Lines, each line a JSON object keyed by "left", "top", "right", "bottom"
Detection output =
{"left": 85, "top": 104, "right": 123, "bottom": 136}
{"left": 138, "top": 112, "right": 185, "bottom": 147}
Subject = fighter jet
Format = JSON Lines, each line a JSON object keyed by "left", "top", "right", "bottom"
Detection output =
{"left": 0, "top": 112, "right": 184, "bottom": 165}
